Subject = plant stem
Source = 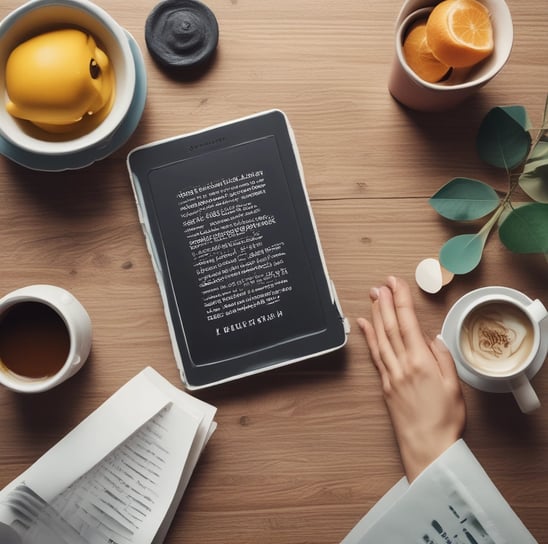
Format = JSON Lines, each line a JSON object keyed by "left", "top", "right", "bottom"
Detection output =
{"left": 503, "top": 95, "right": 548, "bottom": 205}
{"left": 478, "top": 203, "right": 505, "bottom": 238}
{"left": 504, "top": 176, "right": 521, "bottom": 205}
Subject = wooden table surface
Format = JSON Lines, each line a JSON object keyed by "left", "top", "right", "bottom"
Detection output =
{"left": 1, "top": 0, "right": 547, "bottom": 542}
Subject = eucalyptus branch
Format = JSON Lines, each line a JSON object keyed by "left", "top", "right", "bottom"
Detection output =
{"left": 428, "top": 101, "right": 548, "bottom": 278}
{"left": 479, "top": 202, "right": 505, "bottom": 238}
{"left": 532, "top": 94, "right": 548, "bottom": 144}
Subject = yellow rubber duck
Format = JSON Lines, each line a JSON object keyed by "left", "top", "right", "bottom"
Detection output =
{"left": 5, "top": 28, "right": 114, "bottom": 133}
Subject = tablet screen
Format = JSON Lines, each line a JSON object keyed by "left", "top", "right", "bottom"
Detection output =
{"left": 148, "top": 135, "right": 325, "bottom": 366}
{"left": 128, "top": 110, "right": 347, "bottom": 388}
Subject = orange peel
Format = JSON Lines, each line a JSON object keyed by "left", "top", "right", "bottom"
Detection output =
{"left": 403, "top": 19, "right": 451, "bottom": 83}
{"left": 426, "top": 0, "right": 494, "bottom": 69}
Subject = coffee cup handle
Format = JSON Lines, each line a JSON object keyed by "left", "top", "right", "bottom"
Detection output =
{"left": 527, "top": 298, "right": 548, "bottom": 323}
{"left": 510, "top": 374, "right": 540, "bottom": 414}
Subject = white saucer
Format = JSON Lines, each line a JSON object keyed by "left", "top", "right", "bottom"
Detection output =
{"left": 441, "top": 286, "right": 548, "bottom": 393}
{"left": 0, "top": 30, "right": 147, "bottom": 172}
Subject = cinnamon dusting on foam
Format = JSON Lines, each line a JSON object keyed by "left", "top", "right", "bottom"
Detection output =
{"left": 460, "top": 302, "right": 534, "bottom": 375}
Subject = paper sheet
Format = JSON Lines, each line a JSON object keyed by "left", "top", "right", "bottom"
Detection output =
{"left": 0, "top": 367, "right": 216, "bottom": 544}
{"left": 341, "top": 440, "right": 537, "bottom": 544}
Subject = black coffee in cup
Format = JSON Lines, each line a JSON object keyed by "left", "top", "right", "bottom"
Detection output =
{"left": 0, "top": 301, "right": 70, "bottom": 380}
{"left": 459, "top": 301, "right": 534, "bottom": 377}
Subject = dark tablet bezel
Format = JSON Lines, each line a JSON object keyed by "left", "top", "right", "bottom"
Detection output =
{"left": 128, "top": 110, "right": 347, "bottom": 388}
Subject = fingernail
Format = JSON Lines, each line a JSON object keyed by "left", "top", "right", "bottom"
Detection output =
{"left": 370, "top": 287, "right": 380, "bottom": 300}
{"left": 387, "top": 276, "right": 397, "bottom": 289}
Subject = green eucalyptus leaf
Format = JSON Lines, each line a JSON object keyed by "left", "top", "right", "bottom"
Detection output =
{"left": 519, "top": 165, "right": 548, "bottom": 203}
{"left": 498, "top": 202, "right": 528, "bottom": 226}
{"left": 500, "top": 105, "right": 532, "bottom": 131}
{"left": 498, "top": 203, "right": 548, "bottom": 253}
{"left": 439, "top": 233, "right": 485, "bottom": 274}
{"left": 429, "top": 178, "right": 500, "bottom": 220}
{"left": 519, "top": 133, "right": 548, "bottom": 203}
{"left": 477, "top": 106, "right": 532, "bottom": 170}
{"left": 523, "top": 131, "right": 548, "bottom": 172}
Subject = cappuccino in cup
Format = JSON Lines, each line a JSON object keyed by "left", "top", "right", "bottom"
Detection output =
{"left": 460, "top": 301, "right": 535, "bottom": 377}
{"left": 442, "top": 287, "right": 547, "bottom": 414}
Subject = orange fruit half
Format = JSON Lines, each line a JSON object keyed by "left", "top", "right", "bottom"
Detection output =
{"left": 403, "top": 19, "right": 451, "bottom": 83}
{"left": 426, "top": 0, "right": 494, "bottom": 68}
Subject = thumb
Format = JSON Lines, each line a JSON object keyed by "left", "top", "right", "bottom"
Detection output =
{"left": 432, "top": 335, "right": 459, "bottom": 381}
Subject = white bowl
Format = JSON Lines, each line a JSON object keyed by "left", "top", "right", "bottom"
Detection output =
{"left": 389, "top": 0, "right": 513, "bottom": 111}
{"left": 0, "top": 0, "right": 135, "bottom": 156}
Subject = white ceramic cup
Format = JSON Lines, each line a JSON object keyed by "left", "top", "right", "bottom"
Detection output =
{"left": 388, "top": 0, "right": 513, "bottom": 112}
{"left": 0, "top": 285, "right": 92, "bottom": 393}
{"left": 0, "top": 0, "right": 135, "bottom": 156}
{"left": 446, "top": 290, "right": 547, "bottom": 413}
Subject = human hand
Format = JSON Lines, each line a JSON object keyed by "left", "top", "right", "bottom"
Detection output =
{"left": 357, "top": 276, "right": 466, "bottom": 482}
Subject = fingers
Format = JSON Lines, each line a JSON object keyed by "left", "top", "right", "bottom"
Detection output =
{"left": 359, "top": 276, "right": 452, "bottom": 380}
{"left": 356, "top": 317, "right": 379, "bottom": 367}
{"left": 360, "top": 284, "right": 407, "bottom": 381}
{"left": 359, "top": 276, "right": 436, "bottom": 374}
{"left": 387, "top": 276, "right": 427, "bottom": 355}
{"left": 375, "top": 284, "right": 406, "bottom": 360}
{"left": 356, "top": 317, "right": 391, "bottom": 391}
{"left": 431, "top": 335, "right": 460, "bottom": 383}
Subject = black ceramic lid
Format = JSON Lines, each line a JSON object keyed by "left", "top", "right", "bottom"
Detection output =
{"left": 145, "top": 0, "right": 219, "bottom": 70}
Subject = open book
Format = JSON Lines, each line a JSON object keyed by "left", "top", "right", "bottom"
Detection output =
{"left": 0, "top": 367, "right": 216, "bottom": 544}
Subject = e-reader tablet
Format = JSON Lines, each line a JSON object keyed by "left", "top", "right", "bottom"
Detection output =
{"left": 127, "top": 110, "right": 349, "bottom": 389}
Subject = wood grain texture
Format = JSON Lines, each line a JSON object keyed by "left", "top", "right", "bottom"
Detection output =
{"left": 0, "top": 0, "right": 547, "bottom": 542}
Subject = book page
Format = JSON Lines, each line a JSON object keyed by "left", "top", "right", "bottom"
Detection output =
{"left": 1, "top": 370, "right": 173, "bottom": 502}
{"left": 0, "top": 368, "right": 217, "bottom": 544}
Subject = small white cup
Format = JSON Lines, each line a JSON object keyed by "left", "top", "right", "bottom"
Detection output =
{"left": 0, "top": 285, "right": 92, "bottom": 393}
{"left": 443, "top": 288, "right": 547, "bottom": 413}
{"left": 388, "top": 0, "right": 513, "bottom": 112}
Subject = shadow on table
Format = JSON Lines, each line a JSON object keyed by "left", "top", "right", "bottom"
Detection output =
{"left": 9, "top": 350, "right": 97, "bottom": 439}
{"left": 197, "top": 347, "right": 350, "bottom": 406}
